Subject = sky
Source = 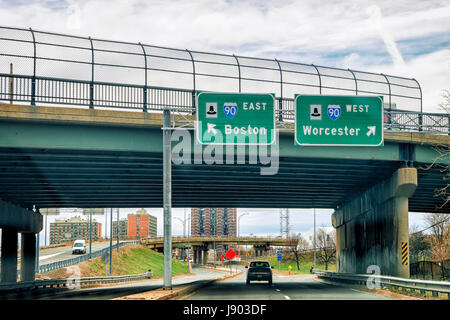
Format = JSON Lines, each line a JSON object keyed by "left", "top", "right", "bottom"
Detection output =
{"left": 0, "top": 0, "right": 446, "bottom": 245}
{"left": 36, "top": 208, "right": 432, "bottom": 247}
{"left": 0, "top": 0, "right": 448, "bottom": 111}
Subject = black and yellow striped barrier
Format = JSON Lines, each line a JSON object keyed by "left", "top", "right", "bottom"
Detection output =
{"left": 401, "top": 242, "right": 408, "bottom": 265}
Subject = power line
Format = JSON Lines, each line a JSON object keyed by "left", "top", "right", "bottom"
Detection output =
{"left": 411, "top": 215, "right": 450, "bottom": 235}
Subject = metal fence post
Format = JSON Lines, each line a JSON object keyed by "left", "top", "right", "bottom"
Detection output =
{"left": 415, "top": 78, "right": 423, "bottom": 131}
{"left": 29, "top": 28, "right": 36, "bottom": 106}
{"left": 275, "top": 58, "right": 283, "bottom": 121}
{"left": 88, "top": 36, "right": 95, "bottom": 109}
{"left": 311, "top": 64, "right": 321, "bottom": 94}
{"left": 381, "top": 73, "right": 392, "bottom": 126}
{"left": 139, "top": 42, "right": 148, "bottom": 112}
{"left": 186, "top": 49, "right": 196, "bottom": 114}
{"left": 348, "top": 69, "right": 358, "bottom": 95}
{"left": 233, "top": 54, "right": 241, "bottom": 93}
{"left": 163, "top": 108, "right": 172, "bottom": 289}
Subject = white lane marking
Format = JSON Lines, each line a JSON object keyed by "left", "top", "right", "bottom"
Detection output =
{"left": 351, "top": 288, "right": 368, "bottom": 294}
{"left": 284, "top": 295, "right": 291, "bottom": 300}
{"left": 39, "top": 252, "right": 64, "bottom": 261}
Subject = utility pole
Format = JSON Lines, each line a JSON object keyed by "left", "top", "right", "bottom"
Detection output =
{"left": 163, "top": 109, "right": 172, "bottom": 289}
{"left": 313, "top": 207, "right": 316, "bottom": 270}
{"left": 238, "top": 212, "right": 249, "bottom": 259}
{"left": 188, "top": 210, "right": 191, "bottom": 272}
{"left": 213, "top": 209, "right": 216, "bottom": 267}
{"left": 109, "top": 208, "right": 113, "bottom": 276}
{"left": 89, "top": 208, "right": 92, "bottom": 259}
{"left": 9, "top": 63, "right": 13, "bottom": 104}
{"left": 116, "top": 208, "right": 119, "bottom": 252}
{"left": 44, "top": 209, "right": 47, "bottom": 246}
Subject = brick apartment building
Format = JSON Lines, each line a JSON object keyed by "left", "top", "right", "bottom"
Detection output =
{"left": 49, "top": 216, "right": 102, "bottom": 244}
{"left": 127, "top": 209, "right": 157, "bottom": 239}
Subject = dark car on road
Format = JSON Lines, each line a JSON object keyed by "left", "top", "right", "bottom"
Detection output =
{"left": 245, "top": 261, "right": 273, "bottom": 284}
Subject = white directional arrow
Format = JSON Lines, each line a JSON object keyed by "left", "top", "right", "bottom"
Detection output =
{"left": 207, "top": 123, "right": 217, "bottom": 135}
{"left": 366, "top": 126, "right": 376, "bottom": 136}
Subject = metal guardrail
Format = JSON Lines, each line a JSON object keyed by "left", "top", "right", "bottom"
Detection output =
{"left": 313, "top": 269, "right": 450, "bottom": 299}
{"left": 0, "top": 271, "right": 152, "bottom": 293}
{"left": 38, "top": 240, "right": 140, "bottom": 274}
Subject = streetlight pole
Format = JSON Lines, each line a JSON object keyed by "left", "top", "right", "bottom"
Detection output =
{"left": 174, "top": 216, "right": 187, "bottom": 260}
{"left": 116, "top": 208, "right": 120, "bottom": 252}
{"left": 238, "top": 212, "right": 249, "bottom": 259}
{"left": 313, "top": 207, "right": 316, "bottom": 270}
{"left": 162, "top": 108, "right": 172, "bottom": 289}
{"left": 89, "top": 208, "right": 92, "bottom": 259}
{"left": 109, "top": 208, "right": 113, "bottom": 276}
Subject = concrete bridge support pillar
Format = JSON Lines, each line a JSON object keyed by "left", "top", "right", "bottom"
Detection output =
{"left": 193, "top": 249, "right": 199, "bottom": 264}
{"left": 20, "top": 233, "right": 37, "bottom": 281}
{"left": 202, "top": 249, "right": 208, "bottom": 265}
{"left": 253, "top": 245, "right": 267, "bottom": 258}
{"left": 332, "top": 167, "right": 417, "bottom": 278}
{"left": 0, "top": 229, "right": 18, "bottom": 283}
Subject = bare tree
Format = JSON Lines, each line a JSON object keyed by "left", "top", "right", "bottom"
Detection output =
{"left": 425, "top": 214, "right": 450, "bottom": 280}
{"left": 285, "top": 233, "right": 309, "bottom": 271}
{"left": 409, "top": 225, "right": 431, "bottom": 263}
{"left": 421, "top": 90, "right": 450, "bottom": 209}
{"left": 316, "top": 227, "right": 336, "bottom": 271}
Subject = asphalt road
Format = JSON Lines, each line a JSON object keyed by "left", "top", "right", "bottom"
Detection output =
{"left": 25, "top": 267, "right": 231, "bottom": 300}
{"left": 186, "top": 267, "right": 392, "bottom": 300}
{"left": 38, "top": 241, "right": 129, "bottom": 265}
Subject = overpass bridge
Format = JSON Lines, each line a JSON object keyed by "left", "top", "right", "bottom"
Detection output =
{"left": 143, "top": 236, "right": 291, "bottom": 248}
{"left": 0, "top": 26, "right": 449, "bottom": 286}
{"left": 143, "top": 236, "right": 292, "bottom": 263}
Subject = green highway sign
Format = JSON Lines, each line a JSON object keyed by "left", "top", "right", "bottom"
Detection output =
{"left": 295, "top": 95, "right": 384, "bottom": 146}
{"left": 196, "top": 92, "right": 276, "bottom": 145}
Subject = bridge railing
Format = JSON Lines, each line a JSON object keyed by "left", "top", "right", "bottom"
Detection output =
{"left": 0, "top": 27, "right": 434, "bottom": 112}
{"left": 1, "top": 73, "right": 448, "bottom": 134}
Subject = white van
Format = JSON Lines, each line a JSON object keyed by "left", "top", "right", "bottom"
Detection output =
{"left": 72, "top": 240, "right": 87, "bottom": 254}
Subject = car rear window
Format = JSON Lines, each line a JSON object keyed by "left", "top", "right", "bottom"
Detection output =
{"left": 250, "top": 262, "right": 270, "bottom": 268}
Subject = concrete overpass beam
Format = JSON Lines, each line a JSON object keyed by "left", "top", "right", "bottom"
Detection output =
{"left": 332, "top": 167, "right": 417, "bottom": 278}
{"left": 20, "top": 233, "right": 37, "bottom": 281}
{"left": 0, "top": 200, "right": 42, "bottom": 233}
{"left": 0, "top": 229, "right": 18, "bottom": 283}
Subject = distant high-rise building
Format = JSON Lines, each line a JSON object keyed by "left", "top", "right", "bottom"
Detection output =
{"left": 127, "top": 209, "right": 157, "bottom": 239}
{"left": 50, "top": 216, "right": 102, "bottom": 244}
{"left": 190, "top": 208, "right": 237, "bottom": 256}
{"left": 190, "top": 208, "right": 237, "bottom": 237}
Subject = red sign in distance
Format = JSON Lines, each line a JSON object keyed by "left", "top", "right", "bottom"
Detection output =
{"left": 221, "top": 254, "right": 225, "bottom": 263}
{"left": 225, "top": 248, "right": 236, "bottom": 260}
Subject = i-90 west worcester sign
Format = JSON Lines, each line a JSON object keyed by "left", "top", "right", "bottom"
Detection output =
{"left": 295, "top": 95, "right": 384, "bottom": 146}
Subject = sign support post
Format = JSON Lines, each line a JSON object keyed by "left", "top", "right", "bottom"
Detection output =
{"left": 163, "top": 108, "right": 172, "bottom": 290}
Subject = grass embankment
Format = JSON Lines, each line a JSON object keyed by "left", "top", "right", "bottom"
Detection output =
{"left": 267, "top": 251, "right": 336, "bottom": 274}
{"left": 41, "top": 245, "right": 190, "bottom": 279}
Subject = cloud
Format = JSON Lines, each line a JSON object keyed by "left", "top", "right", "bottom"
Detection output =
{"left": 0, "top": 0, "right": 448, "bottom": 110}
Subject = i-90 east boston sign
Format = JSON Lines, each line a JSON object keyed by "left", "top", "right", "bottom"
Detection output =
{"left": 196, "top": 92, "right": 276, "bottom": 146}
{"left": 295, "top": 95, "right": 384, "bottom": 146}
